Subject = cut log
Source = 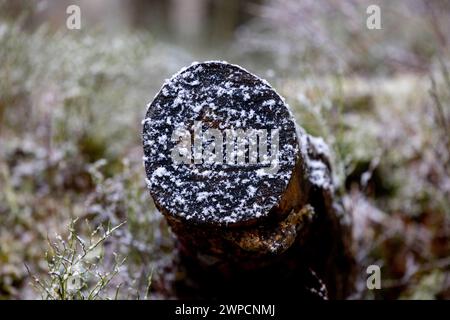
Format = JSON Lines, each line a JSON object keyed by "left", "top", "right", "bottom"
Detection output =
{"left": 142, "top": 61, "right": 355, "bottom": 299}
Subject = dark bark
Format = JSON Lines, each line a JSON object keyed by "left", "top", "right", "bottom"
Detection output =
{"left": 143, "top": 61, "right": 355, "bottom": 300}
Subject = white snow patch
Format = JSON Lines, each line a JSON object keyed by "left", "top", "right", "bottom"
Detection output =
{"left": 262, "top": 99, "right": 276, "bottom": 107}
{"left": 153, "top": 167, "right": 168, "bottom": 177}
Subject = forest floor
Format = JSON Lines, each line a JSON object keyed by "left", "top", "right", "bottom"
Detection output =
{"left": 1, "top": 3, "right": 449, "bottom": 299}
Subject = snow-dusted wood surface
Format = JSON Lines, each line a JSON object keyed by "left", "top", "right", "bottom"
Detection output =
{"left": 143, "top": 62, "right": 355, "bottom": 299}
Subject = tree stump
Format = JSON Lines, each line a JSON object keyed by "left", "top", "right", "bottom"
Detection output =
{"left": 142, "top": 61, "right": 355, "bottom": 299}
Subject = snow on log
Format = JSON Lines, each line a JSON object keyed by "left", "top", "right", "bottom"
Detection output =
{"left": 142, "top": 61, "right": 354, "bottom": 299}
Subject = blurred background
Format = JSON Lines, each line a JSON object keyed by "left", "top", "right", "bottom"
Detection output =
{"left": 0, "top": 0, "right": 449, "bottom": 299}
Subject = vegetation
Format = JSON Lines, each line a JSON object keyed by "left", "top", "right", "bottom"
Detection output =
{"left": 0, "top": 0, "right": 448, "bottom": 299}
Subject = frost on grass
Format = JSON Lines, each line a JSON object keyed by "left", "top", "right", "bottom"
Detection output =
{"left": 28, "top": 219, "right": 127, "bottom": 300}
{"left": 142, "top": 61, "right": 299, "bottom": 225}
